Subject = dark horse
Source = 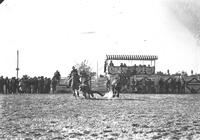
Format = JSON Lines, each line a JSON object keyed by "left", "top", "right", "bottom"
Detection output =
{"left": 70, "top": 73, "right": 81, "bottom": 98}
{"left": 51, "top": 77, "right": 58, "bottom": 93}
{"left": 51, "top": 73, "right": 61, "bottom": 93}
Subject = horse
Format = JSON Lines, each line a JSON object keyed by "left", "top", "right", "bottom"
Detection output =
{"left": 51, "top": 77, "right": 58, "bottom": 93}
{"left": 110, "top": 73, "right": 127, "bottom": 97}
{"left": 70, "top": 73, "right": 81, "bottom": 98}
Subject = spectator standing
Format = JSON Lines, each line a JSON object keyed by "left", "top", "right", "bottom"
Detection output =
{"left": 0, "top": 76, "right": 4, "bottom": 93}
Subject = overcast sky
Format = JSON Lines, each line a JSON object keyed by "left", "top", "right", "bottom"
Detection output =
{"left": 0, "top": 0, "right": 200, "bottom": 78}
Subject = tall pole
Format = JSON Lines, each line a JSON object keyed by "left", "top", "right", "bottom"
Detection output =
{"left": 16, "top": 50, "right": 19, "bottom": 94}
{"left": 16, "top": 50, "right": 19, "bottom": 79}
{"left": 97, "top": 60, "right": 98, "bottom": 79}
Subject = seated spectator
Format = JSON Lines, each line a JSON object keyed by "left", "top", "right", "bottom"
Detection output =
{"left": 109, "top": 61, "right": 114, "bottom": 66}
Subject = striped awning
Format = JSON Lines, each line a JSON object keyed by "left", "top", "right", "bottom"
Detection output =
{"left": 106, "top": 55, "right": 158, "bottom": 61}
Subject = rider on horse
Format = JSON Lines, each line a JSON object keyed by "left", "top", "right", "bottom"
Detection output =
{"left": 70, "top": 66, "right": 78, "bottom": 75}
{"left": 69, "top": 66, "right": 78, "bottom": 86}
{"left": 69, "top": 66, "right": 80, "bottom": 97}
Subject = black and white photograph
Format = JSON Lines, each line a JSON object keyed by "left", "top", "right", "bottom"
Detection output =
{"left": 1, "top": 0, "right": 200, "bottom": 139}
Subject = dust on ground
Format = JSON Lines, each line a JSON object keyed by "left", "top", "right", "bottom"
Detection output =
{"left": 0, "top": 93, "right": 200, "bottom": 140}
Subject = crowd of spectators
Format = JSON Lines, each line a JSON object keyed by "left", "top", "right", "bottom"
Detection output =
{"left": 0, "top": 70, "right": 61, "bottom": 94}
{"left": 131, "top": 77, "right": 185, "bottom": 94}
{"left": 109, "top": 61, "right": 153, "bottom": 68}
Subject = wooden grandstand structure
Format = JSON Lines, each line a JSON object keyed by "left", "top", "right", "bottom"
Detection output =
{"left": 105, "top": 54, "right": 158, "bottom": 76}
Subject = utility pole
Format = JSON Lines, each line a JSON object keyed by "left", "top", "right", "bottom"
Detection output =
{"left": 16, "top": 50, "right": 19, "bottom": 79}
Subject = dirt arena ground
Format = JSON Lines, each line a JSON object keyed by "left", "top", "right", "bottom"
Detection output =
{"left": 1, "top": 93, "right": 200, "bottom": 140}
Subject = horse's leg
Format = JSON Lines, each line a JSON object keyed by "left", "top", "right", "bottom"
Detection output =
{"left": 112, "top": 85, "right": 116, "bottom": 97}
{"left": 116, "top": 91, "right": 119, "bottom": 97}
{"left": 83, "top": 91, "right": 87, "bottom": 99}
{"left": 77, "top": 89, "right": 79, "bottom": 97}
{"left": 113, "top": 91, "right": 116, "bottom": 98}
{"left": 80, "top": 86, "right": 87, "bottom": 99}
{"left": 116, "top": 86, "right": 120, "bottom": 97}
{"left": 90, "top": 91, "right": 94, "bottom": 98}
{"left": 81, "top": 88, "right": 87, "bottom": 99}
{"left": 73, "top": 89, "right": 76, "bottom": 97}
